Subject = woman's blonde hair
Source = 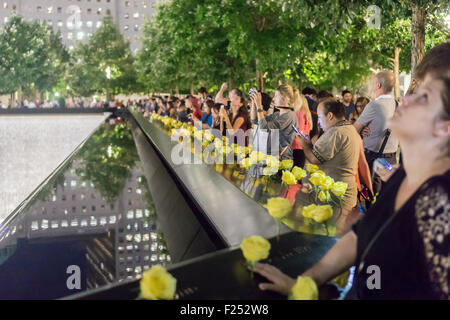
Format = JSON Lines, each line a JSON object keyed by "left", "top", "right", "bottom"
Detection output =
{"left": 298, "top": 94, "right": 313, "bottom": 129}
{"left": 276, "top": 84, "right": 312, "bottom": 128}
{"left": 276, "top": 84, "right": 301, "bottom": 111}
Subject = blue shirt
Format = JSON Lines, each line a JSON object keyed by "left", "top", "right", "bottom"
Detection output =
{"left": 344, "top": 102, "right": 356, "bottom": 120}
{"left": 201, "top": 114, "right": 213, "bottom": 127}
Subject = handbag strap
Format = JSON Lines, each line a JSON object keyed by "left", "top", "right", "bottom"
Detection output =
{"left": 378, "top": 129, "right": 391, "bottom": 154}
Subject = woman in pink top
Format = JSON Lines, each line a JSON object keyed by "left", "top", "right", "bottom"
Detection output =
{"left": 291, "top": 94, "right": 313, "bottom": 167}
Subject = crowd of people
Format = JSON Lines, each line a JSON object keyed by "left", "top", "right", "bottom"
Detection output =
{"left": 0, "top": 97, "right": 150, "bottom": 109}
{"left": 141, "top": 42, "right": 449, "bottom": 300}
{"left": 142, "top": 76, "right": 381, "bottom": 213}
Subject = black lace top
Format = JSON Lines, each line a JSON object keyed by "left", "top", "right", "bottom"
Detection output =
{"left": 346, "top": 167, "right": 449, "bottom": 300}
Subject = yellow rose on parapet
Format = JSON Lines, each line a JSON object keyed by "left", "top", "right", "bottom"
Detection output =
{"left": 332, "top": 270, "right": 350, "bottom": 288}
{"left": 309, "top": 172, "right": 326, "bottom": 186}
{"left": 263, "top": 167, "right": 277, "bottom": 176}
{"left": 266, "top": 197, "right": 293, "bottom": 218}
{"left": 240, "top": 157, "right": 253, "bottom": 168}
{"left": 291, "top": 276, "right": 318, "bottom": 300}
{"left": 215, "top": 164, "right": 224, "bottom": 173}
{"left": 140, "top": 265, "right": 177, "bottom": 300}
{"left": 214, "top": 139, "right": 223, "bottom": 149}
{"left": 291, "top": 166, "right": 307, "bottom": 181}
{"left": 250, "top": 151, "right": 267, "bottom": 163}
{"left": 204, "top": 132, "right": 214, "bottom": 142}
{"left": 240, "top": 235, "right": 271, "bottom": 262}
{"left": 282, "top": 170, "right": 297, "bottom": 185}
{"left": 331, "top": 181, "right": 348, "bottom": 197}
{"left": 265, "top": 156, "right": 279, "bottom": 170}
{"left": 236, "top": 146, "right": 246, "bottom": 155}
{"left": 222, "top": 145, "right": 233, "bottom": 154}
{"left": 194, "top": 130, "right": 203, "bottom": 141}
{"left": 301, "top": 204, "right": 316, "bottom": 219}
{"left": 318, "top": 190, "right": 331, "bottom": 203}
{"left": 302, "top": 204, "right": 333, "bottom": 223}
{"left": 280, "top": 159, "right": 294, "bottom": 170}
{"left": 305, "top": 163, "right": 319, "bottom": 173}
{"left": 320, "top": 176, "right": 334, "bottom": 190}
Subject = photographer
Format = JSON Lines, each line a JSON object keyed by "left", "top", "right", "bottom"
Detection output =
{"left": 215, "top": 82, "right": 251, "bottom": 144}
{"left": 250, "top": 84, "right": 299, "bottom": 160}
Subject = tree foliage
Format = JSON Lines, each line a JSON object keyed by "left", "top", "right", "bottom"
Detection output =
{"left": 0, "top": 15, "right": 69, "bottom": 97}
{"left": 65, "top": 16, "right": 140, "bottom": 97}
{"left": 137, "top": 0, "right": 449, "bottom": 93}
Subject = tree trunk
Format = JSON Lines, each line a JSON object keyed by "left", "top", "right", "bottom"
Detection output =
{"left": 410, "top": 3, "right": 426, "bottom": 76}
{"left": 389, "top": 48, "right": 402, "bottom": 100}
{"left": 298, "top": 76, "right": 304, "bottom": 91}
{"left": 18, "top": 85, "right": 22, "bottom": 106}
{"left": 255, "top": 58, "right": 264, "bottom": 92}
{"left": 190, "top": 83, "right": 194, "bottom": 96}
{"left": 175, "top": 85, "right": 179, "bottom": 96}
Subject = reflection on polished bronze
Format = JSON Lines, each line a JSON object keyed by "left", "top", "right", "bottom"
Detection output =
{"left": 148, "top": 113, "right": 362, "bottom": 239}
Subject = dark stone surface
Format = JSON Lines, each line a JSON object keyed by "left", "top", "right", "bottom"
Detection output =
{"left": 66, "top": 231, "right": 338, "bottom": 300}
{"left": 131, "top": 118, "right": 220, "bottom": 262}
{"left": 131, "top": 111, "right": 291, "bottom": 248}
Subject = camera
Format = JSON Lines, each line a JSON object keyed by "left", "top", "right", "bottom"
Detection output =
{"left": 248, "top": 87, "right": 258, "bottom": 98}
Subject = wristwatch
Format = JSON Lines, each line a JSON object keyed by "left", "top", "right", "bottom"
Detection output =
{"left": 257, "top": 108, "right": 263, "bottom": 113}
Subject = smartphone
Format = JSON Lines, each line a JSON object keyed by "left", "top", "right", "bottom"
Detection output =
{"left": 292, "top": 125, "right": 301, "bottom": 135}
{"left": 248, "top": 87, "right": 257, "bottom": 98}
{"left": 373, "top": 158, "right": 393, "bottom": 172}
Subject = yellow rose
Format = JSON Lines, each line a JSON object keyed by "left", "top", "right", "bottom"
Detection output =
{"left": 280, "top": 159, "right": 294, "bottom": 170}
{"left": 140, "top": 265, "right": 177, "bottom": 300}
{"left": 282, "top": 170, "right": 297, "bottom": 185}
{"left": 194, "top": 131, "right": 203, "bottom": 141}
{"left": 332, "top": 270, "right": 350, "bottom": 288}
{"left": 240, "top": 235, "right": 271, "bottom": 262}
{"left": 236, "top": 146, "right": 246, "bottom": 155}
{"left": 302, "top": 204, "right": 333, "bottom": 223}
{"left": 250, "top": 151, "right": 267, "bottom": 163}
{"left": 245, "top": 146, "right": 252, "bottom": 154}
{"left": 301, "top": 204, "right": 316, "bottom": 219}
{"left": 291, "top": 166, "right": 307, "bottom": 180}
{"left": 204, "top": 132, "right": 214, "bottom": 142}
{"left": 240, "top": 157, "right": 253, "bottom": 168}
{"left": 314, "top": 205, "right": 333, "bottom": 223}
{"left": 309, "top": 172, "right": 326, "bottom": 186}
{"left": 215, "top": 164, "right": 224, "bottom": 173}
{"left": 318, "top": 190, "right": 331, "bottom": 202}
{"left": 305, "top": 163, "right": 319, "bottom": 173}
{"left": 263, "top": 167, "right": 277, "bottom": 176}
{"left": 214, "top": 139, "right": 223, "bottom": 149}
{"left": 266, "top": 197, "right": 293, "bottom": 218}
{"left": 331, "top": 181, "right": 348, "bottom": 197}
{"left": 291, "top": 276, "right": 318, "bottom": 300}
{"left": 320, "top": 176, "right": 334, "bottom": 190}
{"left": 222, "top": 145, "right": 233, "bottom": 154}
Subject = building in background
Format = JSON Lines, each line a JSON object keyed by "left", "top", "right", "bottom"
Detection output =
{"left": 0, "top": 0, "right": 158, "bottom": 53}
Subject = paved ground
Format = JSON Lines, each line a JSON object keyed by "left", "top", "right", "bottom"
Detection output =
{"left": 0, "top": 114, "right": 108, "bottom": 223}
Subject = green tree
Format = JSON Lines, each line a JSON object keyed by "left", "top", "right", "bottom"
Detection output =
{"left": 75, "top": 123, "right": 138, "bottom": 204}
{"left": 137, "top": 0, "right": 449, "bottom": 93}
{"left": 67, "top": 16, "right": 139, "bottom": 99}
{"left": 0, "top": 14, "right": 68, "bottom": 103}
